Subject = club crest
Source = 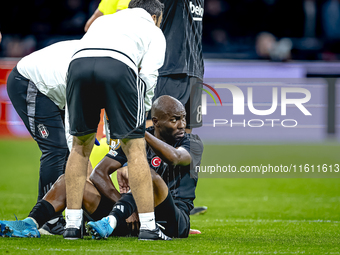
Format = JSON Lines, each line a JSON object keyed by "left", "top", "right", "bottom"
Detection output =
{"left": 38, "top": 124, "right": 49, "bottom": 138}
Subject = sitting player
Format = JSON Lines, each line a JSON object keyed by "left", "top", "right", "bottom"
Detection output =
{"left": 87, "top": 95, "right": 203, "bottom": 239}
{"left": 0, "top": 96, "right": 203, "bottom": 240}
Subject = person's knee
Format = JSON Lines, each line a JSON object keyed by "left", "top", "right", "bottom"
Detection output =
{"left": 121, "top": 137, "right": 145, "bottom": 149}
{"left": 72, "top": 134, "right": 96, "bottom": 157}
{"left": 151, "top": 170, "right": 161, "bottom": 183}
{"left": 121, "top": 138, "right": 146, "bottom": 159}
{"left": 151, "top": 170, "right": 168, "bottom": 205}
{"left": 52, "top": 174, "right": 66, "bottom": 189}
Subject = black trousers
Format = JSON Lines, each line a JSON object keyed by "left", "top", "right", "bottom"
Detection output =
{"left": 7, "top": 66, "right": 69, "bottom": 200}
{"left": 92, "top": 192, "right": 190, "bottom": 238}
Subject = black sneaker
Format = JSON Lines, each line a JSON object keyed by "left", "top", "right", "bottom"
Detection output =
{"left": 138, "top": 226, "right": 172, "bottom": 241}
{"left": 63, "top": 226, "right": 83, "bottom": 240}
{"left": 39, "top": 217, "right": 66, "bottom": 235}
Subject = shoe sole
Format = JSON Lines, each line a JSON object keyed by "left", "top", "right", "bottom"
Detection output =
{"left": 138, "top": 238, "right": 172, "bottom": 241}
{"left": 190, "top": 206, "right": 208, "bottom": 216}
{"left": 63, "top": 237, "right": 81, "bottom": 240}
{"left": 1, "top": 224, "right": 38, "bottom": 238}
{"left": 38, "top": 228, "right": 54, "bottom": 236}
{"left": 85, "top": 223, "right": 106, "bottom": 240}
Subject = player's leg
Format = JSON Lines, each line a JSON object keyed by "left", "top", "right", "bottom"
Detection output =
{"left": 33, "top": 97, "right": 69, "bottom": 235}
{"left": 6, "top": 66, "right": 68, "bottom": 234}
{"left": 99, "top": 57, "right": 167, "bottom": 240}
{"left": 87, "top": 168, "right": 192, "bottom": 239}
{"left": 185, "top": 77, "right": 203, "bottom": 132}
{"left": 150, "top": 74, "right": 198, "bottom": 133}
{"left": 34, "top": 103, "right": 69, "bottom": 201}
{"left": 184, "top": 77, "right": 207, "bottom": 216}
{"left": 7, "top": 66, "right": 69, "bottom": 199}
{"left": 87, "top": 168, "right": 171, "bottom": 240}
{"left": 155, "top": 197, "right": 191, "bottom": 238}
{"left": 120, "top": 139, "right": 154, "bottom": 215}
{"left": 147, "top": 169, "right": 191, "bottom": 238}
{"left": 64, "top": 57, "right": 102, "bottom": 239}
{"left": 33, "top": 177, "right": 102, "bottom": 229}
{"left": 149, "top": 170, "right": 191, "bottom": 238}
{"left": 64, "top": 133, "right": 96, "bottom": 238}
{"left": 0, "top": 176, "right": 103, "bottom": 238}
{"left": 0, "top": 173, "right": 68, "bottom": 238}
{"left": 151, "top": 168, "right": 169, "bottom": 206}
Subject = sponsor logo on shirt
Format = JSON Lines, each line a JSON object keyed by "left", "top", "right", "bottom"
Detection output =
{"left": 190, "top": 1, "right": 204, "bottom": 21}
{"left": 151, "top": 156, "right": 162, "bottom": 167}
{"left": 110, "top": 139, "right": 121, "bottom": 150}
{"left": 108, "top": 149, "right": 118, "bottom": 157}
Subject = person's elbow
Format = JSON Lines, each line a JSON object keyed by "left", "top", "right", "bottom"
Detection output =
{"left": 168, "top": 150, "right": 191, "bottom": 166}
{"left": 89, "top": 168, "right": 105, "bottom": 186}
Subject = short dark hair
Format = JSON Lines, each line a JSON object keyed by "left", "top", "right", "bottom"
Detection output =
{"left": 128, "top": 0, "right": 164, "bottom": 20}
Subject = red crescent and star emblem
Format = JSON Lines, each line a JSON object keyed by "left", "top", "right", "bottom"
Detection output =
{"left": 151, "top": 157, "right": 161, "bottom": 167}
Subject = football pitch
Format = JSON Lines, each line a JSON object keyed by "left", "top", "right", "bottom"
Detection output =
{"left": 0, "top": 139, "right": 339, "bottom": 254}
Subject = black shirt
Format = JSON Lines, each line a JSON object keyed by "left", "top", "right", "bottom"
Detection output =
{"left": 108, "top": 127, "right": 204, "bottom": 213}
{"left": 159, "top": 0, "right": 204, "bottom": 79}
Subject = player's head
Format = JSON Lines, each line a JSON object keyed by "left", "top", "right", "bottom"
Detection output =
{"left": 151, "top": 95, "right": 186, "bottom": 143}
{"left": 128, "top": 0, "right": 164, "bottom": 27}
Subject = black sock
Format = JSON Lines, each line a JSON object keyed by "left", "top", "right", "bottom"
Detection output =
{"left": 90, "top": 195, "right": 115, "bottom": 221}
{"left": 109, "top": 193, "right": 137, "bottom": 227}
{"left": 28, "top": 200, "right": 56, "bottom": 228}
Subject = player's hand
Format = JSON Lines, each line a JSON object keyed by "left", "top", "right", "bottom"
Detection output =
{"left": 117, "top": 166, "right": 129, "bottom": 193}
{"left": 126, "top": 212, "right": 140, "bottom": 236}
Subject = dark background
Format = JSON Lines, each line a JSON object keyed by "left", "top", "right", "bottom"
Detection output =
{"left": 0, "top": 0, "right": 339, "bottom": 60}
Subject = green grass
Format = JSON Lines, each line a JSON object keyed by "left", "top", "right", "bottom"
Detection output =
{"left": 0, "top": 140, "right": 339, "bottom": 254}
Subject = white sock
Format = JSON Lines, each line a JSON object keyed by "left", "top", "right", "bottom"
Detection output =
{"left": 107, "top": 215, "right": 117, "bottom": 229}
{"left": 47, "top": 217, "right": 59, "bottom": 224}
{"left": 65, "top": 208, "right": 83, "bottom": 229}
{"left": 139, "top": 212, "right": 156, "bottom": 230}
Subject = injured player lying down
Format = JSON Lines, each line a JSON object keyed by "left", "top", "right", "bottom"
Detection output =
{"left": 0, "top": 95, "right": 203, "bottom": 240}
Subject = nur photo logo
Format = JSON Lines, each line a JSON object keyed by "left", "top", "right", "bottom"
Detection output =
{"left": 200, "top": 83, "right": 312, "bottom": 128}
{"left": 200, "top": 83, "right": 223, "bottom": 115}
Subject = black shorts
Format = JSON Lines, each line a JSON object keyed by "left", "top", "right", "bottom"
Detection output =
{"left": 153, "top": 193, "right": 190, "bottom": 238}
{"left": 67, "top": 57, "right": 146, "bottom": 139}
{"left": 151, "top": 74, "right": 203, "bottom": 129}
{"left": 90, "top": 192, "right": 190, "bottom": 238}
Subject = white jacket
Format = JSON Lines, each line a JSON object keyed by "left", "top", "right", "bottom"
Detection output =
{"left": 17, "top": 40, "right": 78, "bottom": 110}
{"left": 72, "top": 7, "right": 166, "bottom": 112}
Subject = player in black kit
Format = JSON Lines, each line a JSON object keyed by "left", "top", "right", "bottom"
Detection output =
{"left": 87, "top": 95, "right": 204, "bottom": 239}
{"left": 0, "top": 96, "right": 203, "bottom": 240}
{"left": 147, "top": 0, "right": 205, "bottom": 131}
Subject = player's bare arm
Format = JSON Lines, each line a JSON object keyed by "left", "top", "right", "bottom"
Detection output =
{"left": 89, "top": 157, "right": 122, "bottom": 204}
{"left": 145, "top": 130, "right": 191, "bottom": 166}
{"left": 84, "top": 8, "right": 103, "bottom": 32}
